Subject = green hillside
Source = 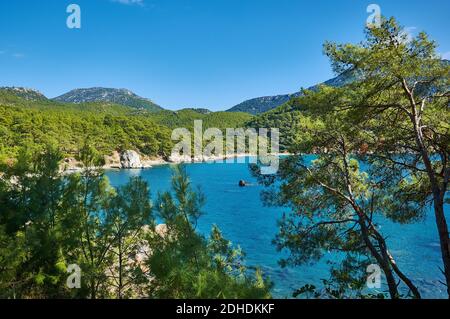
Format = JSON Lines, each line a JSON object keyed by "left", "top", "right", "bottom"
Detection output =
{"left": 0, "top": 90, "right": 254, "bottom": 162}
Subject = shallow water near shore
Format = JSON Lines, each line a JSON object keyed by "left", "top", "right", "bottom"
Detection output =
{"left": 105, "top": 158, "right": 449, "bottom": 299}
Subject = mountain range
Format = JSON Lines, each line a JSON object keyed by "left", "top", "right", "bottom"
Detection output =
{"left": 225, "top": 71, "right": 354, "bottom": 114}
{"left": 53, "top": 87, "right": 163, "bottom": 112}
{"left": 3, "top": 60, "right": 448, "bottom": 115}
{"left": 0, "top": 71, "right": 352, "bottom": 115}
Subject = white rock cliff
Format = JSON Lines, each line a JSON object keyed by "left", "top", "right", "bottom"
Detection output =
{"left": 120, "top": 150, "right": 142, "bottom": 169}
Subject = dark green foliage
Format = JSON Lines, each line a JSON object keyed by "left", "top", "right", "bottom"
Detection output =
{"left": 0, "top": 146, "right": 69, "bottom": 298}
{"left": 0, "top": 146, "right": 270, "bottom": 299}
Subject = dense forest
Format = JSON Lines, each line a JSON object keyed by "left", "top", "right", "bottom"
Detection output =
{"left": 0, "top": 90, "right": 253, "bottom": 163}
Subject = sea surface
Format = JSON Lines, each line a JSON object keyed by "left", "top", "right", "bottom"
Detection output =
{"left": 105, "top": 158, "right": 449, "bottom": 299}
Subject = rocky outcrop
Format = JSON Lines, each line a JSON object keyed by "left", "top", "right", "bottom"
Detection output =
{"left": 104, "top": 151, "right": 122, "bottom": 169}
{"left": 60, "top": 150, "right": 158, "bottom": 173}
{"left": 120, "top": 150, "right": 142, "bottom": 169}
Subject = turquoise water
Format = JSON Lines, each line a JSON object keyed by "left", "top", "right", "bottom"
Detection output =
{"left": 105, "top": 159, "right": 449, "bottom": 299}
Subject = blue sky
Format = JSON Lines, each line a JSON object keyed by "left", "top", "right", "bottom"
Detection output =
{"left": 0, "top": 0, "right": 449, "bottom": 110}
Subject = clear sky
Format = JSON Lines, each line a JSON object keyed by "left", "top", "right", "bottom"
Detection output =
{"left": 0, "top": 0, "right": 449, "bottom": 110}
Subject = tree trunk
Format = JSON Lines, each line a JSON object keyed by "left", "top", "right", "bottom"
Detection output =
{"left": 386, "top": 250, "right": 421, "bottom": 298}
{"left": 380, "top": 261, "right": 400, "bottom": 299}
{"left": 432, "top": 195, "right": 450, "bottom": 297}
{"left": 357, "top": 216, "right": 400, "bottom": 299}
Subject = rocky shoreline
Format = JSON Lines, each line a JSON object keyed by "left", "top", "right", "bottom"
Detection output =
{"left": 60, "top": 150, "right": 290, "bottom": 173}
